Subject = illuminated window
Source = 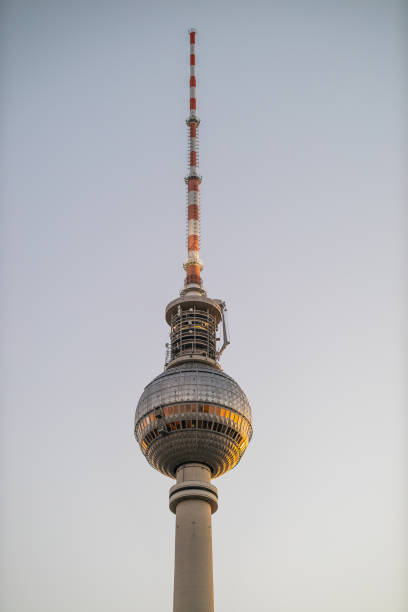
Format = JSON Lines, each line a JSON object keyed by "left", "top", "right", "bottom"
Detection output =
{"left": 163, "top": 407, "right": 168, "bottom": 416}
{"left": 235, "top": 414, "right": 239, "bottom": 423}
{"left": 191, "top": 404, "right": 197, "bottom": 412}
{"left": 174, "top": 406, "right": 179, "bottom": 415}
{"left": 220, "top": 408, "right": 225, "bottom": 418}
{"left": 225, "top": 410, "right": 230, "bottom": 419}
{"left": 216, "top": 406, "right": 220, "bottom": 416}
{"left": 209, "top": 406, "right": 214, "bottom": 414}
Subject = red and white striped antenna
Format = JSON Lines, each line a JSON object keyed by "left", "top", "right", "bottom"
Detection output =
{"left": 183, "top": 28, "right": 204, "bottom": 294}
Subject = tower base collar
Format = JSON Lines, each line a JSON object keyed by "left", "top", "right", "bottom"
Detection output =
{"left": 169, "top": 463, "right": 218, "bottom": 514}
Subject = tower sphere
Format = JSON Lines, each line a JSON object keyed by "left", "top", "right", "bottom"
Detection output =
{"left": 135, "top": 363, "right": 252, "bottom": 478}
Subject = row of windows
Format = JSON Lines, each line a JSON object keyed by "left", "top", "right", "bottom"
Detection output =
{"left": 172, "top": 341, "right": 214, "bottom": 350}
{"left": 137, "top": 403, "right": 251, "bottom": 437}
{"left": 171, "top": 310, "right": 217, "bottom": 322}
{"left": 172, "top": 321, "right": 216, "bottom": 331}
{"left": 172, "top": 343, "right": 216, "bottom": 358}
{"left": 139, "top": 395, "right": 249, "bottom": 419}
{"left": 171, "top": 332, "right": 215, "bottom": 343}
{"left": 171, "top": 323, "right": 216, "bottom": 336}
{"left": 172, "top": 347, "right": 216, "bottom": 360}
{"left": 172, "top": 339, "right": 215, "bottom": 348}
{"left": 171, "top": 333, "right": 215, "bottom": 343}
{"left": 140, "top": 418, "right": 249, "bottom": 452}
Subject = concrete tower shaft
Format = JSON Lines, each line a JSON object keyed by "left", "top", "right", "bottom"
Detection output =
{"left": 170, "top": 464, "right": 217, "bottom": 612}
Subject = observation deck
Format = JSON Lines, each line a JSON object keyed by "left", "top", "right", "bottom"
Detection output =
{"left": 135, "top": 362, "right": 253, "bottom": 478}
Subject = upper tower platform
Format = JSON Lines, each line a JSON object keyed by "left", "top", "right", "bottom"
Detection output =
{"left": 165, "top": 295, "right": 222, "bottom": 369}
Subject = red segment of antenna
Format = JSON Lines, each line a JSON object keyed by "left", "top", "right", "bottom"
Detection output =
{"left": 186, "top": 263, "right": 201, "bottom": 285}
{"left": 188, "top": 178, "right": 200, "bottom": 191}
{"left": 188, "top": 204, "right": 199, "bottom": 219}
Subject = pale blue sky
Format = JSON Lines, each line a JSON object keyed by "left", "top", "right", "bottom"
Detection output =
{"left": 1, "top": 1, "right": 406, "bottom": 611}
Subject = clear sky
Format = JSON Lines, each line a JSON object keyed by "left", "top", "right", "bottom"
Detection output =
{"left": 1, "top": 1, "right": 405, "bottom": 611}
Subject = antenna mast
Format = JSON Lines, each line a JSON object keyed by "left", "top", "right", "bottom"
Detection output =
{"left": 183, "top": 28, "right": 204, "bottom": 294}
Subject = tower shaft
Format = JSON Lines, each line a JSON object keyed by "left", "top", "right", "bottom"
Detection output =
{"left": 170, "top": 463, "right": 218, "bottom": 612}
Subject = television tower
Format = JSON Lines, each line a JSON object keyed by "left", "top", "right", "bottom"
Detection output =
{"left": 135, "top": 29, "right": 253, "bottom": 612}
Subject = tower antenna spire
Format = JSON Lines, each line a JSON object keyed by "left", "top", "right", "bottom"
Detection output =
{"left": 183, "top": 28, "right": 204, "bottom": 294}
